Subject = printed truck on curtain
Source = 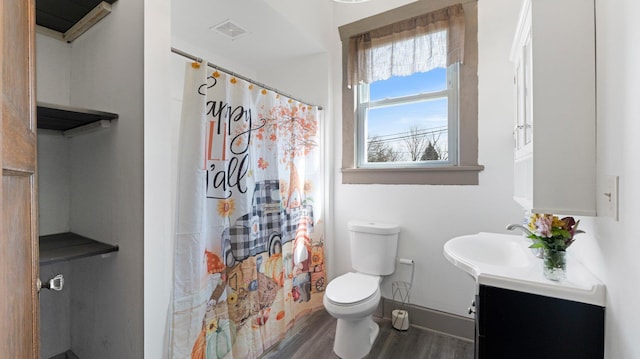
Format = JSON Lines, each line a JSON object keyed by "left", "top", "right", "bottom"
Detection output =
{"left": 173, "top": 61, "right": 325, "bottom": 359}
{"left": 220, "top": 179, "right": 314, "bottom": 268}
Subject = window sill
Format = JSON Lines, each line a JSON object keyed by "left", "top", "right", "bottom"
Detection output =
{"left": 341, "top": 165, "right": 484, "bottom": 185}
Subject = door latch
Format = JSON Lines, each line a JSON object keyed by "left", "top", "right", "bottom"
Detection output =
{"left": 38, "top": 274, "right": 64, "bottom": 292}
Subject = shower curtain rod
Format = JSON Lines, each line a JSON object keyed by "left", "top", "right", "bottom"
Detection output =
{"left": 171, "top": 47, "right": 323, "bottom": 110}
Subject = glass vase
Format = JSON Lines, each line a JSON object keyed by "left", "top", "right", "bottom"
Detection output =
{"left": 543, "top": 248, "right": 567, "bottom": 281}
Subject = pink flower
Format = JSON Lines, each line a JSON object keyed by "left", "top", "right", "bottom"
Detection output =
{"left": 528, "top": 213, "right": 583, "bottom": 251}
{"left": 535, "top": 215, "right": 553, "bottom": 238}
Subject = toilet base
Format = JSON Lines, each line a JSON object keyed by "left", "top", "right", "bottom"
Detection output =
{"left": 333, "top": 315, "right": 379, "bottom": 359}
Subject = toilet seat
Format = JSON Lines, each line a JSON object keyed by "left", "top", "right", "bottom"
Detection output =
{"left": 325, "top": 272, "right": 380, "bottom": 305}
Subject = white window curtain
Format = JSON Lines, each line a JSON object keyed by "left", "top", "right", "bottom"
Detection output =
{"left": 347, "top": 3, "right": 465, "bottom": 88}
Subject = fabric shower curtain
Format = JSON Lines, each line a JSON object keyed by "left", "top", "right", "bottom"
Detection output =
{"left": 171, "top": 61, "right": 326, "bottom": 359}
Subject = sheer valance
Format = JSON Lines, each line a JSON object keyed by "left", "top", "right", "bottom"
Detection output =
{"left": 347, "top": 4, "right": 465, "bottom": 88}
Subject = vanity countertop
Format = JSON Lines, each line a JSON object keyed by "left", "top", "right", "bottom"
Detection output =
{"left": 444, "top": 232, "right": 606, "bottom": 306}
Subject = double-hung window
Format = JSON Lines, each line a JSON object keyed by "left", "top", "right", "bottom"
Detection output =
{"left": 340, "top": 1, "right": 483, "bottom": 185}
{"left": 357, "top": 64, "right": 459, "bottom": 168}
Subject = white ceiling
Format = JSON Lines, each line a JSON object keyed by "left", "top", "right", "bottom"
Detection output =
{"left": 171, "top": 0, "right": 326, "bottom": 71}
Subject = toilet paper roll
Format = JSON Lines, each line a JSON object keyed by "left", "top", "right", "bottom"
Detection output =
{"left": 392, "top": 309, "right": 410, "bottom": 331}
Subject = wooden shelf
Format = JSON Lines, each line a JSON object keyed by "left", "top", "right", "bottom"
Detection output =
{"left": 37, "top": 102, "right": 118, "bottom": 132}
{"left": 39, "top": 232, "right": 118, "bottom": 265}
{"left": 36, "top": 0, "right": 118, "bottom": 43}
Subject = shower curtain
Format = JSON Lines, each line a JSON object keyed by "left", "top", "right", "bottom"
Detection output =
{"left": 171, "top": 61, "right": 326, "bottom": 359}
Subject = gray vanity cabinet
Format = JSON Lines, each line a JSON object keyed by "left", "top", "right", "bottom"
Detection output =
{"left": 475, "top": 285, "right": 604, "bottom": 359}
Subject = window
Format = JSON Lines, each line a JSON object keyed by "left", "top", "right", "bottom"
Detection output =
{"left": 357, "top": 64, "right": 458, "bottom": 168}
{"left": 339, "top": 0, "right": 483, "bottom": 185}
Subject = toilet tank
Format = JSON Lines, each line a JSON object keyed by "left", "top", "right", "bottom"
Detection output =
{"left": 348, "top": 220, "right": 400, "bottom": 275}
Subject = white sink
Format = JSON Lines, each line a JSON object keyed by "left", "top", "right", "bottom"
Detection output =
{"left": 444, "top": 233, "right": 531, "bottom": 269}
{"left": 444, "top": 232, "right": 606, "bottom": 306}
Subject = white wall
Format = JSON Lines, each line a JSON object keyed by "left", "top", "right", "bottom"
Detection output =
{"left": 256, "top": 53, "right": 330, "bottom": 110}
{"left": 569, "top": 0, "right": 640, "bottom": 357}
{"left": 144, "top": 0, "right": 173, "bottom": 357}
{"left": 266, "top": 0, "right": 332, "bottom": 51}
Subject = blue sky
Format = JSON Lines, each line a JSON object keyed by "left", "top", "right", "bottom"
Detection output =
{"left": 369, "top": 67, "right": 447, "bottom": 101}
{"left": 366, "top": 67, "right": 448, "bottom": 143}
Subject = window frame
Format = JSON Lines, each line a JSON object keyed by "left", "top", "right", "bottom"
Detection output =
{"left": 356, "top": 63, "right": 459, "bottom": 169}
{"left": 339, "top": 0, "right": 483, "bottom": 185}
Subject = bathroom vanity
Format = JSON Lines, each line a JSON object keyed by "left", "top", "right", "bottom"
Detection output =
{"left": 444, "top": 233, "right": 605, "bottom": 359}
{"left": 474, "top": 285, "right": 603, "bottom": 359}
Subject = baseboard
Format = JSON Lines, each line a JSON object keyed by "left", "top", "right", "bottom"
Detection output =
{"left": 375, "top": 297, "right": 474, "bottom": 341}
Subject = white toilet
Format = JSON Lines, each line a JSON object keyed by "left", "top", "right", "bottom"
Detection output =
{"left": 323, "top": 220, "right": 400, "bottom": 359}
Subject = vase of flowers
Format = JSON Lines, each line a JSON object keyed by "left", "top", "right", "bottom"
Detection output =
{"left": 527, "top": 214, "right": 583, "bottom": 281}
{"left": 541, "top": 248, "right": 567, "bottom": 281}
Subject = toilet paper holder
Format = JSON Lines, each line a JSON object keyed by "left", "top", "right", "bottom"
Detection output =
{"left": 392, "top": 258, "right": 414, "bottom": 331}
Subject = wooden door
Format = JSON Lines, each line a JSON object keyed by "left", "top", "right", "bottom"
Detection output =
{"left": 0, "top": 0, "right": 39, "bottom": 358}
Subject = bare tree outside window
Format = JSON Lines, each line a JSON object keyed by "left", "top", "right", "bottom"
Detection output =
{"left": 403, "top": 126, "right": 428, "bottom": 161}
{"left": 367, "top": 128, "right": 448, "bottom": 163}
{"left": 367, "top": 136, "right": 401, "bottom": 162}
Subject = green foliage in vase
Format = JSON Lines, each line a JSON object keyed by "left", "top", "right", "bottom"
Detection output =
{"left": 527, "top": 214, "right": 584, "bottom": 252}
{"left": 543, "top": 248, "right": 567, "bottom": 268}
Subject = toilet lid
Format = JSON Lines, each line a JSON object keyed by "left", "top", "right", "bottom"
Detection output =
{"left": 326, "top": 272, "right": 379, "bottom": 305}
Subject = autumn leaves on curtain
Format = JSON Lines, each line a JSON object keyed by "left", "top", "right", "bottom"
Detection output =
{"left": 171, "top": 61, "right": 325, "bottom": 359}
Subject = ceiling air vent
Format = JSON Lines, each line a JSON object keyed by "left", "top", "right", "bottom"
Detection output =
{"left": 210, "top": 20, "right": 249, "bottom": 40}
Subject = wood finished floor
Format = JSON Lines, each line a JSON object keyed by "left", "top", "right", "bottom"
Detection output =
{"left": 260, "top": 309, "right": 474, "bottom": 359}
